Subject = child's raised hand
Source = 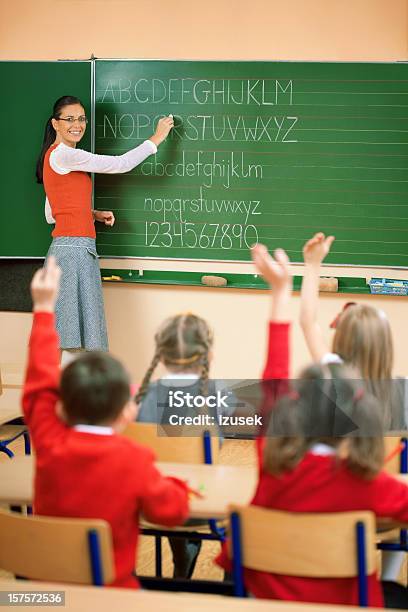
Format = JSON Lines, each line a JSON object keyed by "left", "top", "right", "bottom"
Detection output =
{"left": 251, "top": 243, "right": 292, "bottom": 291}
{"left": 31, "top": 256, "right": 61, "bottom": 313}
{"left": 303, "top": 232, "right": 335, "bottom": 266}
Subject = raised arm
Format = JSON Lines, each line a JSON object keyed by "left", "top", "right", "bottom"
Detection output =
{"left": 251, "top": 245, "right": 292, "bottom": 464}
{"left": 50, "top": 116, "right": 173, "bottom": 175}
{"left": 300, "top": 232, "right": 335, "bottom": 362}
{"left": 251, "top": 244, "right": 292, "bottom": 380}
{"left": 22, "top": 258, "right": 67, "bottom": 450}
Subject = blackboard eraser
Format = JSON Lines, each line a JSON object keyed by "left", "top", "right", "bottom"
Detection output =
{"left": 318, "top": 277, "right": 338, "bottom": 292}
{"left": 201, "top": 275, "right": 228, "bottom": 288}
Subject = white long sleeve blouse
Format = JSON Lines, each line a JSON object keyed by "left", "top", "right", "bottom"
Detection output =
{"left": 45, "top": 139, "right": 157, "bottom": 223}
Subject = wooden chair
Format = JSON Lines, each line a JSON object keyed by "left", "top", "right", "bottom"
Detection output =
{"left": 0, "top": 508, "right": 114, "bottom": 586}
{"left": 0, "top": 425, "right": 30, "bottom": 458}
{"left": 0, "top": 365, "right": 30, "bottom": 458}
{"left": 228, "top": 505, "right": 376, "bottom": 606}
{"left": 122, "top": 422, "right": 220, "bottom": 464}
{"left": 122, "top": 422, "right": 223, "bottom": 578}
{"left": 379, "top": 436, "right": 408, "bottom": 552}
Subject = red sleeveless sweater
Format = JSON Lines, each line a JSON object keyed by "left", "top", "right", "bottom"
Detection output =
{"left": 43, "top": 144, "right": 95, "bottom": 238}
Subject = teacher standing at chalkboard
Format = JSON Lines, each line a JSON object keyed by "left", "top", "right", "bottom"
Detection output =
{"left": 36, "top": 95, "right": 173, "bottom": 362}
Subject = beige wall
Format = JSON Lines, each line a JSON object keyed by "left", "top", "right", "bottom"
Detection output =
{"left": 1, "top": 0, "right": 407, "bottom": 61}
{"left": 1, "top": 0, "right": 408, "bottom": 382}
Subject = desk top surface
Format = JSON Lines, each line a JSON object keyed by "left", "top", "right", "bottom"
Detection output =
{"left": 0, "top": 579, "right": 387, "bottom": 612}
{"left": 0, "top": 388, "right": 23, "bottom": 425}
{"left": 0, "top": 456, "right": 257, "bottom": 516}
{"left": 0, "top": 456, "right": 407, "bottom": 522}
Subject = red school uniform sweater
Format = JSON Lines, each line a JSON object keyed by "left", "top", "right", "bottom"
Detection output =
{"left": 217, "top": 452, "right": 408, "bottom": 606}
{"left": 217, "top": 321, "right": 408, "bottom": 606}
{"left": 22, "top": 312, "right": 189, "bottom": 589}
{"left": 256, "top": 321, "right": 290, "bottom": 467}
{"left": 43, "top": 144, "right": 95, "bottom": 238}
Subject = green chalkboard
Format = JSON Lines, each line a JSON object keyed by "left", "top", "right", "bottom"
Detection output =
{"left": 0, "top": 61, "right": 91, "bottom": 257}
{"left": 94, "top": 60, "right": 408, "bottom": 267}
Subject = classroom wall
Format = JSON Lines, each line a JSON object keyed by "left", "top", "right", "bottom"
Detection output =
{"left": 1, "top": 0, "right": 408, "bottom": 382}
{"left": 1, "top": 0, "right": 407, "bottom": 61}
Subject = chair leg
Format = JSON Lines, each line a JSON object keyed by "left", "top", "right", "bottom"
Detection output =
{"left": 23, "top": 431, "right": 31, "bottom": 455}
{"left": 208, "top": 519, "right": 226, "bottom": 540}
{"left": 356, "top": 521, "right": 368, "bottom": 607}
{"left": 230, "top": 512, "right": 245, "bottom": 597}
{"left": 0, "top": 444, "right": 14, "bottom": 458}
{"left": 155, "top": 536, "right": 162, "bottom": 578}
{"left": 88, "top": 529, "right": 104, "bottom": 586}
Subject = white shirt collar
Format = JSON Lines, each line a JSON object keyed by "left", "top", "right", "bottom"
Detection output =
{"left": 73, "top": 424, "right": 113, "bottom": 436}
{"left": 160, "top": 373, "right": 199, "bottom": 387}
{"left": 309, "top": 443, "right": 336, "bottom": 456}
{"left": 161, "top": 373, "right": 199, "bottom": 380}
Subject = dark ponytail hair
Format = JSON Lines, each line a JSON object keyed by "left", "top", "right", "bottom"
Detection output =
{"left": 35, "top": 95, "right": 85, "bottom": 183}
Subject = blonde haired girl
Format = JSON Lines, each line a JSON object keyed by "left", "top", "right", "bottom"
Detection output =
{"left": 300, "top": 232, "right": 405, "bottom": 430}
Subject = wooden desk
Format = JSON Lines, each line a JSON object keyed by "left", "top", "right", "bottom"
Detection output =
{"left": 0, "top": 579, "right": 386, "bottom": 612}
{"left": 156, "top": 462, "right": 256, "bottom": 519}
{"left": 0, "top": 456, "right": 33, "bottom": 505}
{"left": 0, "top": 457, "right": 257, "bottom": 516}
{"left": 0, "top": 388, "right": 23, "bottom": 425}
{"left": 0, "top": 363, "right": 24, "bottom": 390}
{"left": 0, "top": 455, "right": 406, "bottom": 522}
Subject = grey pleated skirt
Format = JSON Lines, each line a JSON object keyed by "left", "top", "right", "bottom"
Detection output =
{"left": 46, "top": 237, "right": 108, "bottom": 351}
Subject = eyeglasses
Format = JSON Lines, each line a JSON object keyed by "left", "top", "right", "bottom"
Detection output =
{"left": 56, "top": 116, "right": 88, "bottom": 124}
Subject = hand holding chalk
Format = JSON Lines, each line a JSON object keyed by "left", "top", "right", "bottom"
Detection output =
{"left": 149, "top": 115, "right": 174, "bottom": 147}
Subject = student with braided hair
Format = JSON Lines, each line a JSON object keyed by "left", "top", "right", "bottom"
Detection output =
{"left": 136, "top": 312, "right": 234, "bottom": 578}
{"left": 136, "top": 313, "right": 233, "bottom": 427}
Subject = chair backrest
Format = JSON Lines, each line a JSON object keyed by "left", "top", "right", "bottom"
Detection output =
{"left": 0, "top": 509, "right": 115, "bottom": 585}
{"left": 384, "top": 435, "right": 408, "bottom": 475}
{"left": 384, "top": 437, "right": 402, "bottom": 474}
{"left": 228, "top": 505, "right": 376, "bottom": 577}
{"left": 122, "top": 422, "right": 219, "bottom": 464}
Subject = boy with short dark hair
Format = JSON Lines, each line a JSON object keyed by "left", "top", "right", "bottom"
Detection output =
{"left": 23, "top": 257, "right": 189, "bottom": 588}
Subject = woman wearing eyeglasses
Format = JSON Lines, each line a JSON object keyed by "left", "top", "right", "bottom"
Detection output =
{"left": 36, "top": 95, "right": 173, "bottom": 362}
